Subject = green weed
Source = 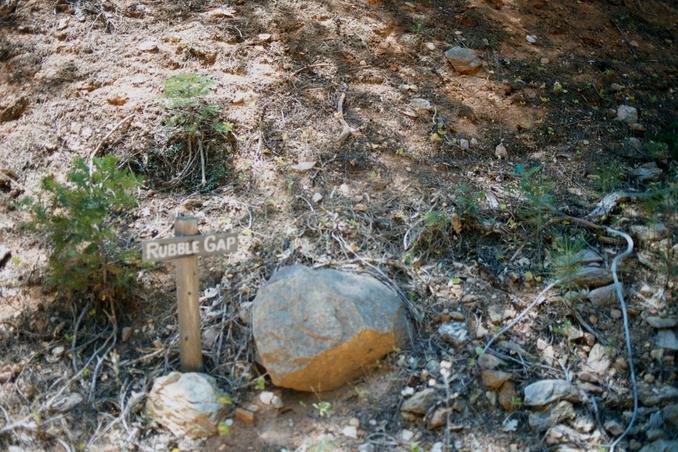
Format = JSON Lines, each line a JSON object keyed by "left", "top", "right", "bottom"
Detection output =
{"left": 592, "top": 161, "right": 625, "bottom": 192}
{"left": 513, "top": 164, "right": 557, "bottom": 225}
{"left": 456, "top": 184, "right": 484, "bottom": 218}
{"left": 549, "top": 235, "right": 586, "bottom": 287}
{"left": 409, "top": 210, "right": 459, "bottom": 259}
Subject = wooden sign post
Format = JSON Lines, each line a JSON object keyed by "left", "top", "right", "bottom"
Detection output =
{"left": 142, "top": 216, "right": 238, "bottom": 372}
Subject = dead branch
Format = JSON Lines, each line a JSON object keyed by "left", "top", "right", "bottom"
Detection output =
{"left": 483, "top": 280, "right": 560, "bottom": 353}
{"left": 88, "top": 113, "right": 136, "bottom": 174}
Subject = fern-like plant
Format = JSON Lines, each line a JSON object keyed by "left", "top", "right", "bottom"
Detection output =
{"left": 24, "top": 156, "right": 143, "bottom": 304}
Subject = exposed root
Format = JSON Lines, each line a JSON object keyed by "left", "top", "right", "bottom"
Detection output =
{"left": 336, "top": 89, "right": 358, "bottom": 143}
{"left": 606, "top": 226, "right": 637, "bottom": 452}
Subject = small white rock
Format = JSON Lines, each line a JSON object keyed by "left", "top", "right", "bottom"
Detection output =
{"left": 616, "top": 105, "right": 638, "bottom": 124}
{"left": 426, "top": 42, "right": 436, "bottom": 51}
{"left": 137, "top": 39, "right": 159, "bottom": 52}
{"left": 401, "top": 386, "right": 415, "bottom": 396}
{"left": 291, "top": 161, "right": 316, "bottom": 172}
{"left": 459, "top": 138, "right": 469, "bottom": 150}
{"left": 342, "top": 425, "right": 358, "bottom": 439}
{"left": 259, "top": 391, "right": 275, "bottom": 405}
{"left": 526, "top": 35, "right": 538, "bottom": 44}
{"left": 410, "top": 98, "right": 433, "bottom": 112}
{"left": 401, "top": 429, "right": 415, "bottom": 442}
{"left": 495, "top": 143, "right": 508, "bottom": 159}
{"left": 431, "top": 443, "right": 444, "bottom": 452}
{"left": 312, "top": 192, "right": 323, "bottom": 203}
{"left": 271, "top": 395, "right": 284, "bottom": 408}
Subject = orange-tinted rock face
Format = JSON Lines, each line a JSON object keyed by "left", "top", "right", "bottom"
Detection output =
{"left": 253, "top": 265, "right": 411, "bottom": 392}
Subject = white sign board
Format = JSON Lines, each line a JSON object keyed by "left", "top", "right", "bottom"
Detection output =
{"left": 142, "top": 232, "right": 238, "bottom": 262}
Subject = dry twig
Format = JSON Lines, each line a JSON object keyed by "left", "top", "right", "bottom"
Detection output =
{"left": 88, "top": 113, "right": 136, "bottom": 174}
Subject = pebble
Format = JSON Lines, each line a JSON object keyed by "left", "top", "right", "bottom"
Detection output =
{"left": 444, "top": 47, "right": 482, "bottom": 74}
{"left": 400, "top": 429, "right": 415, "bottom": 442}
{"left": 631, "top": 162, "right": 663, "bottom": 181}
{"left": 401, "top": 386, "right": 415, "bottom": 396}
{"left": 616, "top": 105, "right": 638, "bottom": 124}
{"left": 52, "top": 346, "right": 65, "bottom": 357}
{"left": 526, "top": 35, "right": 538, "bottom": 44}
{"left": 401, "top": 388, "right": 438, "bottom": 415}
{"left": 427, "top": 407, "right": 451, "bottom": 429}
{"left": 259, "top": 391, "right": 275, "bottom": 405}
{"left": 137, "top": 39, "right": 159, "bottom": 52}
{"left": 121, "top": 326, "right": 133, "bottom": 342}
{"left": 498, "top": 382, "right": 518, "bottom": 411}
{"left": 480, "top": 370, "right": 512, "bottom": 389}
{"left": 291, "top": 161, "right": 316, "bottom": 172}
{"left": 341, "top": 425, "right": 358, "bottom": 439}
{"left": 524, "top": 379, "right": 581, "bottom": 407}
{"left": 459, "top": 138, "right": 469, "bottom": 150}
{"left": 571, "top": 266, "right": 613, "bottom": 288}
{"left": 431, "top": 443, "right": 444, "bottom": 452}
{"left": 604, "top": 419, "right": 624, "bottom": 436}
{"left": 478, "top": 353, "right": 506, "bottom": 370}
{"left": 587, "top": 284, "right": 618, "bottom": 307}
{"left": 528, "top": 401, "right": 575, "bottom": 432}
{"left": 425, "top": 42, "right": 436, "bottom": 51}
{"left": 235, "top": 407, "right": 256, "bottom": 425}
{"left": 438, "top": 322, "right": 468, "bottom": 346}
{"left": 410, "top": 98, "right": 433, "bottom": 112}
{"left": 312, "top": 192, "right": 323, "bottom": 203}
{"left": 646, "top": 316, "right": 678, "bottom": 329}
{"left": 630, "top": 223, "right": 667, "bottom": 242}
{"left": 655, "top": 330, "right": 678, "bottom": 351}
{"left": 494, "top": 143, "right": 508, "bottom": 159}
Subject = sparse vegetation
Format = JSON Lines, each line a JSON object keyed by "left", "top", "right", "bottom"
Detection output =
{"left": 548, "top": 235, "right": 586, "bottom": 287}
{"left": 140, "top": 73, "right": 235, "bottom": 191}
{"left": 513, "top": 164, "right": 557, "bottom": 226}
{"left": 23, "top": 156, "right": 142, "bottom": 305}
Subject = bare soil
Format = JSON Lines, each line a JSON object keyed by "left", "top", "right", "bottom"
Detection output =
{"left": 0, "top": 0, "right": 676, "bottom": 450}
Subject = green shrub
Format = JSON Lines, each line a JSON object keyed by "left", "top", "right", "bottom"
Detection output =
{"left": 25, "top": 156, "right": 143, "bottom": 303}
{"left": 159, "top": 73, "right": 234, "bottom": 190}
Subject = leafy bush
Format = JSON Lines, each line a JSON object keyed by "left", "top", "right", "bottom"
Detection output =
{"left": 25, "top": 156, "right": 143, "bottom": 303}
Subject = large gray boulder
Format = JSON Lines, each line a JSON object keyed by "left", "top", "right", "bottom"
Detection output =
{"left": 252, "top": 265, "right": 410, "bottom": 391}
